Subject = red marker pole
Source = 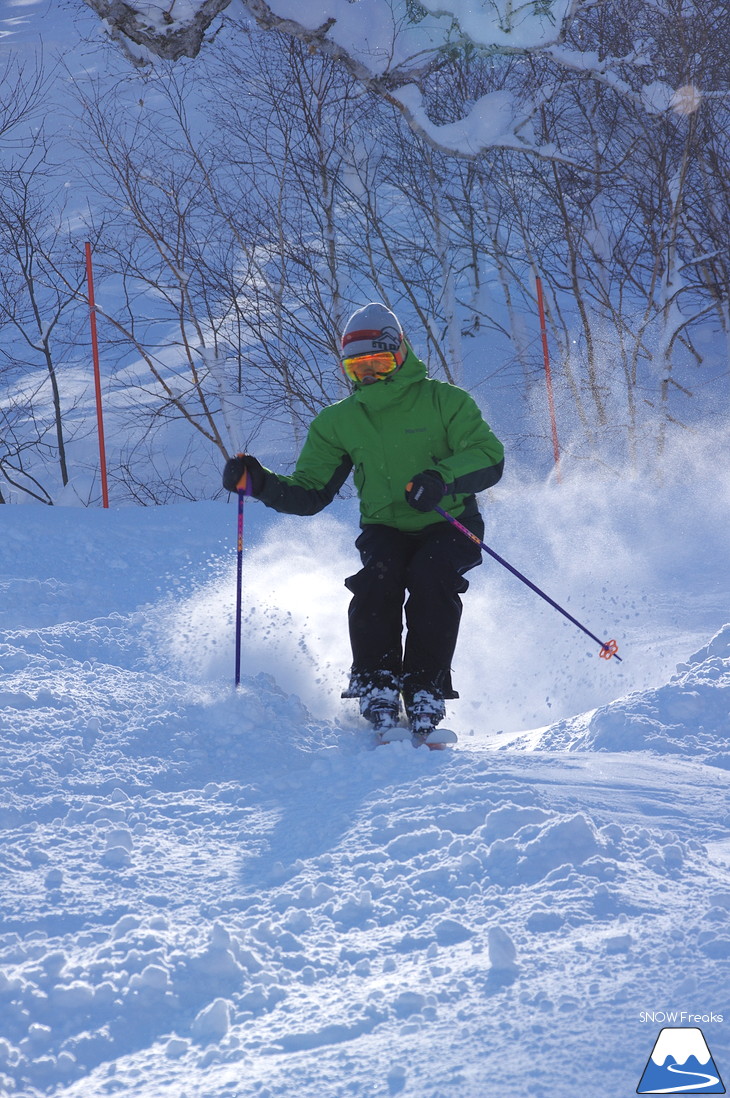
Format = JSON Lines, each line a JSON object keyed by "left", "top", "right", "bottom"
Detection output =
{"left": 536, "top": 275, "right": 561, "bottom": 480}
{"left": 84, "top": 242, "right": 109, "bottom": 508}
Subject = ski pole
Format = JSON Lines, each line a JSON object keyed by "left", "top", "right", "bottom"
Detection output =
{"left": 234, "top": 466, "right": 249, "bottom": 688}
{"left": 433, "top": 501, "right": 621, "bottom": 662}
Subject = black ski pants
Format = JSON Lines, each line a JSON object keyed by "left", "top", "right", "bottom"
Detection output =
{"left": 344, "top": 513, "right": 484, "bottom": 699}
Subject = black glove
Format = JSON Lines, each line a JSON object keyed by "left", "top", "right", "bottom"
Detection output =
{"left": 405, "top": 470, "right": 446, "bottom": 512}
{"left": 222, "top": 453, "right": 265, "bottom": 496}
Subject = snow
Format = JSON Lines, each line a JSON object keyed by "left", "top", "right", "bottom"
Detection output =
{"left": 392, "top": 85, "right": 519, "bottom": 156}
{"left": 516, "top": 624, "right": 730, "bottom": 763}
{"left": 1, "top": 493, "right": 729, "bottom": 1098}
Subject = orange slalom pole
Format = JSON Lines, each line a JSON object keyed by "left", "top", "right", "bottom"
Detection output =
{"left": 85, "top": 242, "right": 109, "bottom": 508}
{"left": 536, "top": 275, "right": 561, "bottom": 480}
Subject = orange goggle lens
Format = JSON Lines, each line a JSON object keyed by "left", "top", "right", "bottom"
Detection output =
{"left": 342, "top": 352, "right": 398, "bottom": 383}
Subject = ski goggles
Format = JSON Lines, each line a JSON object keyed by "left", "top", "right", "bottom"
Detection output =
{"left": 341, "top": 351, "right": 400, "bottom": 384}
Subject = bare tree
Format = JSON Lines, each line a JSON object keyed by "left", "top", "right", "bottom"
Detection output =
{"left": 72, "top": 74, "right": 235, "bottom": 461}
{"left": 0, "top": 381, "right": 56, "bottom": 505}
{"left": 460, "top": 0, "right": 730, "bottom": 466}
{"left": 0, "top": 53, "right": 49, "bottom": 146}
{"left": 0, "top": 135, "right": 92, "bottom": 502}
{"left": 65, "top": 0, "right": 730, "bottom": 493}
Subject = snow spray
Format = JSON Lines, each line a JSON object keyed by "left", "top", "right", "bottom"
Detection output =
{"left": 432, "top": 500, "right": 622, "bottom": 663}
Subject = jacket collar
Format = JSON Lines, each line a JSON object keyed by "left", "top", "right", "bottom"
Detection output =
{"left": 352, "top": 346, "right": 427, "bottom": 411}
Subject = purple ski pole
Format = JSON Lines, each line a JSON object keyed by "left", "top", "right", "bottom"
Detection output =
{"left": 234, "top": 467, "right": 249, "bottom": 688}
{"left": 433, "top": 502, "right": 621, "bottom": 662}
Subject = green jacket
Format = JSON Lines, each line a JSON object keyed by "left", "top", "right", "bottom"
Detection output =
{"left": 257, "top": 348, "right": 504, "bottom": 532}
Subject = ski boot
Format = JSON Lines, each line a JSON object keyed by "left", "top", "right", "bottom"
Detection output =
{"left": 405, "top": 689, "right": 457, "bottom": 749}
{"left": 359, "top": 676, "right": 410, "bottom": 744}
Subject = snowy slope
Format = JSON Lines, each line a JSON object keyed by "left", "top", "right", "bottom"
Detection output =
{"left": 1, "top": 500, "right": 729, "bottom": 1098}
{"left": 516, "top": 624, "right": 730, "bottom": 765}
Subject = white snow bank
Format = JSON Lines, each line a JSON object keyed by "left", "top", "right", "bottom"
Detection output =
{"left": 522, "top": 624, "right": 730, "bottom": 764}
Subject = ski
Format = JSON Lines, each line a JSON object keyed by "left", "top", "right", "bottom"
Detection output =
{"left": 374, "top": 725, "right": 411, "bottom": 746}
{"left": 371, "top": 725, "right": 458, "bottom": 750}
{"left": 411, "top": 728, "right": 458, "bottom": 750}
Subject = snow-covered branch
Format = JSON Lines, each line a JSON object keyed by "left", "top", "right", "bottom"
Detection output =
{"left": 82, "top": 0, "right": 232, "bottom": 61}
{"left": 83, "top": 0, "right": 578, "bottom": 62}
{"left": 81, "top": 0, "right": 584, "bottom": 154}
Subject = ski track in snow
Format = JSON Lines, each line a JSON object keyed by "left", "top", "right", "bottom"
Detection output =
{"left": 1, "top": 502, "right": 729, "bottom": 1098}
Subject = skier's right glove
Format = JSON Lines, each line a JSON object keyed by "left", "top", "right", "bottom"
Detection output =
{"left": 222, "top": 453, "right": 266, "bottom": 496}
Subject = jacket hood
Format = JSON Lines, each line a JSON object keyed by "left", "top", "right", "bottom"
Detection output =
{"left": 351, "top": 345, "right": 427, "bottom": 412}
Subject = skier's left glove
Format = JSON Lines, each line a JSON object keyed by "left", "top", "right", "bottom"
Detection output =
{"left": 405, "top": 470, "right": 446, "bottom": 512}
{"left": 222, "top": 453, "right": 266, "bottom": 496}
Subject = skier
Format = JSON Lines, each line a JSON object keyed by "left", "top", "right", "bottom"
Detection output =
{"left": 222, "top": 303, "right": 504, "bottom": 742}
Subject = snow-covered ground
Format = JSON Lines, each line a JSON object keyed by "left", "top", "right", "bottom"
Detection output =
{"left": 1, "top": 484, "right": 729, "bottom": 1098}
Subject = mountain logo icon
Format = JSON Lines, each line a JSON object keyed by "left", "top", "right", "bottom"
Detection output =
{"left": 637, "top": 1027, "right": 726, "bottom": 1093}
